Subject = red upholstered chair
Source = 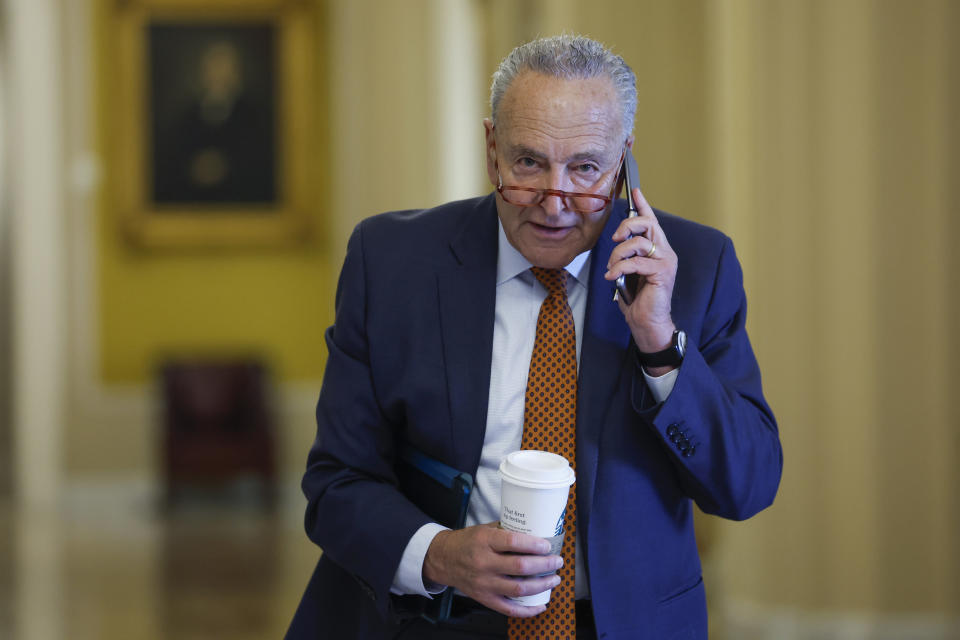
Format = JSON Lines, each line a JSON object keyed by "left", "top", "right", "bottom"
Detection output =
{"left": 161, "top": 359, "right": 276, "bottom": 506}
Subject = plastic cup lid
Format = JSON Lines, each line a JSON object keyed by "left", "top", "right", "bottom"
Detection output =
{"left": 498, "top": 450, "right": 575, "bottom": 489}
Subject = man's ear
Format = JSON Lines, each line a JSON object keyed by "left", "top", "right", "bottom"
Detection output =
{"left": 483, "top": 118, "right": 498, "bottom": 186}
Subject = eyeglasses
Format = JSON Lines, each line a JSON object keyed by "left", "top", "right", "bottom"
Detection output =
{"left": 495, "top": 150, "right": 624, "bottom": 215}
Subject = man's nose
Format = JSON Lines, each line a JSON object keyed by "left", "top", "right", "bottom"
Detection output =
{"left": 541, "top": 171, "right": 569, "bottom": 216}
{"left": 541, "top": 190, "right": 566, "bottom": 216}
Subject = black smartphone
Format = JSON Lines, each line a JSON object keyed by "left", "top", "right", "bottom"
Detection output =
{"left": 614, "top": 151, "right": 643, "bottom": 304}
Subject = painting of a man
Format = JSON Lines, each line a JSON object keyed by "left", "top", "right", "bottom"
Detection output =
{"left": 149, "top": 23, "right": 278, "bottom": 206}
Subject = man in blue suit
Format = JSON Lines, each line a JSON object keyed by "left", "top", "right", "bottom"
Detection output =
{"left": 288, "top": 35, "right": 781, "bottom": 639}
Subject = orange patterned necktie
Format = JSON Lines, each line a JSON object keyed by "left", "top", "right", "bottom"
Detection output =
{"left": 508, "top": 267, "right": 578, "bottom": 639}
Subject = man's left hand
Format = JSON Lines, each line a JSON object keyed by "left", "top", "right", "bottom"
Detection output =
{"left": 604, "top": 187, "right": 678, "bottom": 373}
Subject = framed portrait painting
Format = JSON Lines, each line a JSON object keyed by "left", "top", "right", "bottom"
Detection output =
{"left": 111, "top": 0, "right": 318, "bottom": 248}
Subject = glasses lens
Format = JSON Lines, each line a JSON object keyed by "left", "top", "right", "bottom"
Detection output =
{"left": 501, "top": 187, "right": 540, "bottom": 206}
{"left": 569, "top": 195, "right": 608, "bottom": 213}
{"left": 500, "top": 187, "right": 608, "bottom": 213}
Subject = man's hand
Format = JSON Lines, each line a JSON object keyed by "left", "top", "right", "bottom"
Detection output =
{"left": 605, "top": 187, "right": 679, "bottom": 375}
{"left": 423, "top": 522, "right": 563, "bottom": 617}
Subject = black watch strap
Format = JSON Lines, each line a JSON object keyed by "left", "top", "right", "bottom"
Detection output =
{"left": 637, "top": 330, "right": 686, "bottom": 368}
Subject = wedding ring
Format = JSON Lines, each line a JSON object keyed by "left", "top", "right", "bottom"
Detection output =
{"left": 645, "top": 242, "right": 657, "bottom": 258}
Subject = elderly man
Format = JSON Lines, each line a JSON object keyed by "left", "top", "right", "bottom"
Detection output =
{"left": 287, "top": 35, "right": 781, "bottom": 640}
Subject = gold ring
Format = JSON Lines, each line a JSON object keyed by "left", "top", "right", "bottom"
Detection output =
{"left": 645, "top": 242, "right": 657, "bottom": 258}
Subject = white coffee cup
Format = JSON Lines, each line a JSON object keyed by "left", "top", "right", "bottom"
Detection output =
{"left": 498, "top": 450, "right": 575, "bottom": 606}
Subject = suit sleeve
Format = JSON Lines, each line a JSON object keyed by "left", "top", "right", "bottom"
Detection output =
{"left": 632, "top": 236, "right": 783, "bottom": 520}
{"left": 301, "top": 223, "right": 433, "bottom": 618}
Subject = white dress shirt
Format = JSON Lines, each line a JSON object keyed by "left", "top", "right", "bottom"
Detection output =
{"left": 391, "top": 221, "right": 679, "bottom": 599}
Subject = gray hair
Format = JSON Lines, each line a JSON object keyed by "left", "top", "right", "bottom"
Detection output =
{"left": 490, "top": 35, "right": 637, "bottom": 138}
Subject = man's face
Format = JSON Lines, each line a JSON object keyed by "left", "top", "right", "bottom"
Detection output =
{"left": 485, "top": 71, "right": 626, "bottom": 269}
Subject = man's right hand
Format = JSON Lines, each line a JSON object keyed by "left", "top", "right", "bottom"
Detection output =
{"left": 422, "top": 521, "right": 563, "bottom": 617}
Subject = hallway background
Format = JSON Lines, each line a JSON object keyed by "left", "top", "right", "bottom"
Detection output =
{"left": 1, "top": 0, "right": 957, "bottom": 638}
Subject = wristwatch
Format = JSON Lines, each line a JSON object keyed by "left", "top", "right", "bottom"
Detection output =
{"left": 637, "top": 330, "right": 686, "bottom": 368}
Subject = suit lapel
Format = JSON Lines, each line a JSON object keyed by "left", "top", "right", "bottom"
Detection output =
{"left": 577, "top": 203, "right": 632, "bottom": 534}
{"left": 437, "top": 197, "right": 499, "bottom": 473}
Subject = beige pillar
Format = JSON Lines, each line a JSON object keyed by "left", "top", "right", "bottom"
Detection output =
{"left": 706, "top": 0, "right": 959, "bottom": 629}
{"left": 7, "top": 2, "right": 67, "bottom": 639}
{"left": 8, "top": 0, "right": 67, "bottom": 513}
{"left": 0, "top": 0, "right": 13, "bottom": 497}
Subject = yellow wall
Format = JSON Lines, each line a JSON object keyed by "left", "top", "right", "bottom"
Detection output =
{"left": 97, "top": 244, "right": 334, "bottom": 383}
{"left": 95, "top": 0, "right": 333, "bottom": 385}
{"left": 72, "top": 0, "right": 477, "bottom": 478}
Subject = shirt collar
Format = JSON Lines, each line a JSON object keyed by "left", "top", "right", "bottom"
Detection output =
{"left": 496, "top": 220, "right": 591, "bottom": 288}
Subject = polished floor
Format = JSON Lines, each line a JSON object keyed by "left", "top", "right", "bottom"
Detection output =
{"left": 6, "top": 490, "right": 950, "bottom": 640}
{"left": 0, "top": 487, "right": 320, "bottom": 640}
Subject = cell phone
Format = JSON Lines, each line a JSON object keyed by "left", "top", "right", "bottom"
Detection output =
{"left": 614, "top": 150, "right": 643, "bottom": 305}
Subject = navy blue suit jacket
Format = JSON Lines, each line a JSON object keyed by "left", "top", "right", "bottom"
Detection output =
{"left": 287, "top": 194, "right": 781, "bottom": 639}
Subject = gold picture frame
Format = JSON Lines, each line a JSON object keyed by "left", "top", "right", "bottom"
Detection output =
{"left": 110, "top": 0, "right": 318, "bottom": 248}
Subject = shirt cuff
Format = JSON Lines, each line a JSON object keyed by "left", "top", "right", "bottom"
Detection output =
{"left": 389, "top": 522, "right": 450, "bottom": 597}
{"left": 643, "top": 366, "right": 680, "bottom": 404}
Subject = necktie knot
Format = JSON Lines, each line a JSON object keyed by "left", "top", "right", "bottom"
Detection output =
{"left": 531, "top": 267, "right": 568, "bottom": 299}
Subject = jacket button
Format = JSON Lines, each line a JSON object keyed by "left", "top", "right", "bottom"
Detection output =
{"left": 683, "top": 446, "right": 697, "bottom": 458}
{"left": 678, "top": 441, "right": 690, "bottom": 453}
{"left": 667, "top": 424, "right": 679, "bottom": 436}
